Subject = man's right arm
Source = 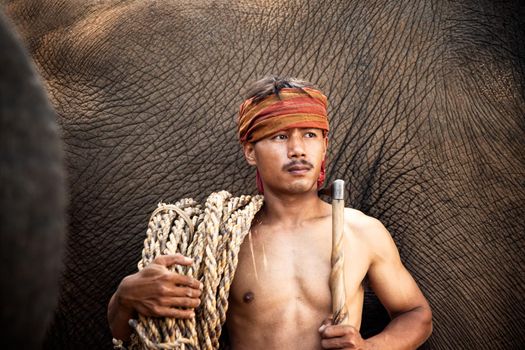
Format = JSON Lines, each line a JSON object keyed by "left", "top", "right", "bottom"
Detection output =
{"left": 107, "top": 254, "right": 203, "bottom": 341}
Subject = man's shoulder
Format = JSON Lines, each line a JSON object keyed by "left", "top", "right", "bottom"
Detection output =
{"left": 343, "top": 207, "right": 395, "bottom": 251}
{"left": 343, "top": 207, "right": 383, "bottom": 233}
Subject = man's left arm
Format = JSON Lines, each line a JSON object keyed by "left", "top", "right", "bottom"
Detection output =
{"left": 320, "top": 217, "right": 432, "bottom": 350}
{"left": 363, "top": 218, "right": 433, "bottom": 349}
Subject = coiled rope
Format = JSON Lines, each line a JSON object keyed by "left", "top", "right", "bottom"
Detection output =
{"left": 126, "top": 191, "right": 264, "bottom": 350}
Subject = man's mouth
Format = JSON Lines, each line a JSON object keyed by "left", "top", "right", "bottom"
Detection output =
{"left": 284, "top": 161, "right": 313, "bottom": 174}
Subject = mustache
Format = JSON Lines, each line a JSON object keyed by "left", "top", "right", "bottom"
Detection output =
{"left": 282, "top": 159, "right": 314, "bottom": 171}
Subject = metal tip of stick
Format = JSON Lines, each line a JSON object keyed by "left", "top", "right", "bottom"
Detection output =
{"left": 332, "top": 179, "right": 345, "bottom": 200}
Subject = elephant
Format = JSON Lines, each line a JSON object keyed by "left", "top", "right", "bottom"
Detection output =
{"left": 0, "top": 11, "right": 65, "bottom": 349}
{"left": 3, "top": 0, "right": 525, "bottom": 348}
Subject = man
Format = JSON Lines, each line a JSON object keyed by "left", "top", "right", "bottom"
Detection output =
{"left": 108, "top": 76, "right": 432, "bottom": 349}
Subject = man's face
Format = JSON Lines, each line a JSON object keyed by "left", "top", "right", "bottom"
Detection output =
{"left": 243, "top": 127, "right": 328, "bottom": 194}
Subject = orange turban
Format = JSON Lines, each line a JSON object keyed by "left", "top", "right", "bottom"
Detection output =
{"left": 238, "top": 87, "right": 329, "bottom": 143}
{"left": 237, "top": 87, "right": 329, "bottom": 193}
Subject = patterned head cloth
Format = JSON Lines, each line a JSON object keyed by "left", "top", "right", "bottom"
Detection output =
{"left": 238, "top": 87, "right": 329, "bottom": 193}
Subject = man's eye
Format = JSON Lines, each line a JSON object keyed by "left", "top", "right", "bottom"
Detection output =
{"left": 273, "top": 134, "right": 287, "bottom": 140}
{"left": 305, "top": 132, "right": 317, "bottom": 138}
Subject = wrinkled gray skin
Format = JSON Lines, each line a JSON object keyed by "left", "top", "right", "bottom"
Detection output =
{"left": 4, "top": 0, "right": 525, "bottom": 349}
{"left": 0, "top": 11, "right": 65, "bottom": 349}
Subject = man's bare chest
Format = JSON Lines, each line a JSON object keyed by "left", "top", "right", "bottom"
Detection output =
{"left": 229, "top": 224, "right": 369, "bottom": 310}
{"left": 229, "top": 229, "right": 332, "bottom": 308}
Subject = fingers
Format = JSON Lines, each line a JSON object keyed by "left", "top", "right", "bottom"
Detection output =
{"left": 154, "top": 296, "right": 200, "bottom": 309}
{"left": 146, "top": 305, "right": 196, "bottom": 319}
{"left": 163, "top": 307, "right": 196, "bottom": 319}
{"left": 321, "top": 337, "right": 352, "bottom": 349}
{"left": 153, "top": 254, "right": 193, "bottom": 267}
{"left": 159, "top": 285, "right": 202, "bottom": 299}
{"left": 168, "top": 296, "right": 201, "bottom": 309}
{"left": 320, "top": 324, "right": 356, "bottom": 338}
{"left": 319, "top": 325, "right": 362, "bottom": 349}
{"left": 171, "top": 273, "right": 203, "bottom": 290}
{"left": 150, "top": 254, "right": 203, "bottom": 289}
{"left": 318, "top": 316, "right": 334, "bottom": 333}
{"left": 139, "top": 293, "right": 201, "bottom": 318}
{"left": 131, "top": 254, "right": 205, "bottom": 321}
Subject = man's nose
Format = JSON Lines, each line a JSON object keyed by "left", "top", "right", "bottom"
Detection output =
{"left": 287, "top": 133, "right": 306, "bottom": 158}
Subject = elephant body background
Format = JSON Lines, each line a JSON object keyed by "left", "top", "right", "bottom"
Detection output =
{"left": 3, "top": 0, "right": 524, "bottom": 348}
{"left": 0, "top": 11, "right": 65, "bottom": 349}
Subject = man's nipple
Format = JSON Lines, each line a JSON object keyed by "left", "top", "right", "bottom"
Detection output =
{"left": 243, "top": 291, "right": 255, "bottom": 304}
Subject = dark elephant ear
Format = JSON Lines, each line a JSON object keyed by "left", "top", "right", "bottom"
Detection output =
{"left": 0, "top": 11, "right": 66, "bottom": 349}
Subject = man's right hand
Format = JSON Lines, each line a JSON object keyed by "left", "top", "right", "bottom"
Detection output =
{"left": 116, "top": 254, "right": 203, "bottom": 319}
{"left": 108, "top": 254, "right": 203, "bottom": 340}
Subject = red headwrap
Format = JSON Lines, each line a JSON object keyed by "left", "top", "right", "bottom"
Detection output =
{"left": 238, "top": 87, "right": 329, "bottom": 193}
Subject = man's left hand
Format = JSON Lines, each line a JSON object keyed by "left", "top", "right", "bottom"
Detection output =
{"left": 319, "top": 318, "right": 372, "bottom": 349}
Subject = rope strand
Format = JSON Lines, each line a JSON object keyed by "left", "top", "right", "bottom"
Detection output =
{"left": 126, "top": 192, "right": 264, "bottom": 350}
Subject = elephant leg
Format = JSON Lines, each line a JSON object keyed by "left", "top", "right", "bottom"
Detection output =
{"left": 0, "top": 11, "right": 66, "bottom": 349}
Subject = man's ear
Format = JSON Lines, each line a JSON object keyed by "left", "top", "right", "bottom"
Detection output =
{"left": 323, "top": 136, "right": 328, "bottom": 157}
{"left": 243, "top": 142, "right": 257, "bottom": 166}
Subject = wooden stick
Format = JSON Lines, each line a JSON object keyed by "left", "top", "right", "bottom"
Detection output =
{"left": 330, "top": 179, "right": 349, "bottom": 325}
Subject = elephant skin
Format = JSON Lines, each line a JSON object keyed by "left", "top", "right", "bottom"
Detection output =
{"left": 4, "top": 0, "right": 525, "bottom": 349}
{"left": 0, "top": 11, "right": 66, "bottom": 349}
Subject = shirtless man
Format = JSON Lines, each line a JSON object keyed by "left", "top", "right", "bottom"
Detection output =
{"left": 108, "top": 77, "right": 432, "bottom": 349}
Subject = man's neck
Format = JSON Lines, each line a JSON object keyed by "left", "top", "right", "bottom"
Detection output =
{"left": 259, "top": 189, "right": 329, "bottom": 228}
